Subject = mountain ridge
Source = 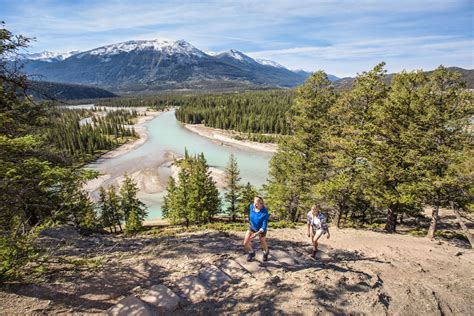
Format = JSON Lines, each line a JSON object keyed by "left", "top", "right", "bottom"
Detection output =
{"left": 17, "top": 39, "right": 334, "bottom": 92}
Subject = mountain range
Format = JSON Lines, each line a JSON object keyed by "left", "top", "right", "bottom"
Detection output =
{"left": 17, "top": 39, "right": 336, "bottom": 92}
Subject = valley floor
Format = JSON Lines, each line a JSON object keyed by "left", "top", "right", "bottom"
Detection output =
{"left": 0, "top": 225, "right": 472, "bottom": 315}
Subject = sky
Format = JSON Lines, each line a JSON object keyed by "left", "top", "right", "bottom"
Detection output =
{"left": 1, "top": 0, "right": 473, "bottom": 77}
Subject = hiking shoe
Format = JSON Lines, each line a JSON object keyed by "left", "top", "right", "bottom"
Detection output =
{"left": 247, "top": 251, "right": 255, "bottom": 262}
{"left": 263, "top": 251, "right": 269, "bottom": 262}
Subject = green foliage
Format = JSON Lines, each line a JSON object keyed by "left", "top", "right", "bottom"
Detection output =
{"left": 120, "top": 173, "right": 147, "bottom": 222}
{"left": 125, "top": 208, "right": 142, "bottom": 235}
{"left": 175, "top": 90, "right": 293, "bottom": 134}
{"left": 238, "top": 182, "right": 258, "bottom": 219}
{"left": 265, "top": 63, "right": 472, "bottom": 235}
{"left": 47, "top": 108, "right": 138, "bottom": 163}
{"left": 265, "top": 71, "right": 336, "bottom": 222}
{"left": 93, "top": 94, "right": 185, "bottom": 109}
{"left": 224, "top": 154, "right": 241, "bottom": 220}
{"left": 0, "top": 231, "right": 39, "bottom": 280}
{"left": 163, "top": 151, "right": 221, "bottom": 226}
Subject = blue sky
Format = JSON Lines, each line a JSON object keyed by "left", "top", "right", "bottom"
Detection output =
{"left": 1, "top": 0, "right": 472, "bottom": 77}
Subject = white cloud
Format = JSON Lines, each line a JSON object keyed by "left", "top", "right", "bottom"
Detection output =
{"left": 3, "top": 0, "right": 472, "bottom": 76}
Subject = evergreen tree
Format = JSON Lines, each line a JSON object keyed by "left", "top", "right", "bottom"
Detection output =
{"left": 162, "top": 151, "right": 221, "bottom": 226}
{"left": 317, "top": 63, "right": 388, "bottom": 227}
{"left": 107, "top": 185, "right": 123, "bottom": 233}
{"left": 120, "top": 173, "right": 147, "bottom": 222}
{"left": 98, "top": 187, "right": 114, "bottom": 233}
{"left": 174, "top": 154, "right": 192, "bottom": 227}
{"left": 238, "top": 182, "right": 258, "bottom": 219}
{"left": 400, "top": 66, "right": 473, "bottom": 238}
{"left": 224, "top": 154, "right": 241, "bottom": 221}
{"left": 366, "top": 68, "right": 427, "bottom": 232}
{"left": 162, "top": 177, "right": 177, "bottom": 222}
{"left": 125, "top": 208, "right": 142, "bottom": 234}
{"left": 188, "top": 153, "right": 221, "bottom": 223}
{"left": 266, "top": 71, "right": 336, "bottom": 221}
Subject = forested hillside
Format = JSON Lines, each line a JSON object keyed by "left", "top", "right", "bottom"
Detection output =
{"left": 27, "top": 80, "right": 116, "bottom": 100}
{"left": 175, "top": 90, "right": 293, "bottom": 134}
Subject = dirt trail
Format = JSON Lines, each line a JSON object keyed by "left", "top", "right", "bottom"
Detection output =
{"left": 0, "top": 226, "right": 472, "bottom": 315}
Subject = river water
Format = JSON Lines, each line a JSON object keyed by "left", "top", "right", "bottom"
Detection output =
{"left": 87, "top": 109, "right": 273, "bottom": 220}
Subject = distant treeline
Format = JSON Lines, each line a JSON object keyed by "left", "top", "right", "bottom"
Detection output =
{"left": 48, "top": 108, "right": 138, "bottom": 163}
{"left": 94, "top": 94, "right": 186, "bottom": 109}
{"left": 175, "top": 90, "right": 293, "bottom": 134}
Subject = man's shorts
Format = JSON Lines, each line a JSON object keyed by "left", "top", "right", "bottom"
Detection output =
{"left": 249, "top": 226, "right": 267, "bottom": 237}
{"left": 311, "top": 227, "right": 326, "bottom": 237}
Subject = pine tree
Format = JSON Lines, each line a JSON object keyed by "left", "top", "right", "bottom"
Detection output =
{"left": 98, "top": 187, "right": 114, "bottom": 233}
{"left": 238, "top": 182, "right": 258, "bottom": 220}
{"left": 162, "top": 177, "right": 177, "bottom": 221}
{"left": 266, "top": 71, "right": 336, "bottom": 221}
{"left": 224, "top": 154, "right": 241, "bottom": 221}
{"left": 107, "top": 185, "right": 123, "bottom": 233}
{"left": 175, "top": 155, "right": 192, "bottom": 227}
{"left": 125, "top": 208, "right": 142, "bottom": 234}
{"left": 405, "top": 66, "right": 473, "bottom": 238}
{"left": 366, "top": 68, "right": 426, "bottom": 232}
{"left": 188, "top": 153, "right": 221, "bottom": 223}
{"left": 120, "top": 173, "right": 147, "bottom": 222}
{"left": 162, "top": 152, "right": 221, "bottom": 226}
{"left": 317, "top": 63, "right": 388, "bottom": 227}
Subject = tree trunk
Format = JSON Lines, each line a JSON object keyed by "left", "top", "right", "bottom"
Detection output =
{"left": 384, "top": 207, "right": 397, "bottom": 233}
{"left": 335, "top": 208, "right": 342, "bottom": 228}
{"left": 342, "top": 209, "right": 349, "bottom": 226}
{"left": 427, "top": 205, "right": 439, "bottom": 239}
{"left": 451, "top": 202, "right": 473, "bottom": 249}
{"left": 336, "top": 201, "right": 345, "bottom": 228}
{"left": 399, "top": 213, "right": 404, "bottom": 225}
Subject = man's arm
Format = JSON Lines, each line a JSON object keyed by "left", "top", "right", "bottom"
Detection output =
{"left": 260, "top": 211, "right": 269, "bottom": 233}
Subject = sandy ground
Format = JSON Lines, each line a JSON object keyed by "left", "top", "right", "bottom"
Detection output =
{"left": 100, "top": 110, "right": 162, "bottom": 159}
{"left": 1, "top": 222, "right": 472, "bottom": 315}
{"left": 184, "top": 124, "right": 278, "bottom": 153}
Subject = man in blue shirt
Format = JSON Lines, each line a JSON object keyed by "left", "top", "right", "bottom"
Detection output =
{"left": 243, "top": 196, "right": 269, "bottom": 262}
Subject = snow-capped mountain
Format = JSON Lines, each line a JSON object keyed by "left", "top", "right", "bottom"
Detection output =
{"left": 18, "top": 39, "right": 318, "bottom": 91}
{"left": 255, "top": 58, "right": 286, "bottom": 69}
{"left": 215, "top": 49, "right": 256, "bottom": 63}
{"left": 79, "top": 39, "right": 205, "bottom": 58}
{"left": 20, "top": 50, "right": 81, "bottom": 62}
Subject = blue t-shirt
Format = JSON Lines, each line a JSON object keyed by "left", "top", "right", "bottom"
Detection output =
{"left": 249, "top": 204, "right": 269, "bottom": 232}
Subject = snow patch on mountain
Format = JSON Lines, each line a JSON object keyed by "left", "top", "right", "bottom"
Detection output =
{"left": 18, "top": 50, "right": 81, "bottom": 62}
{"left": 256, "top": 58, "right": 286, "bottom": 69}
{"left": 81, "top": 39, "right": 205, "bottom": 58}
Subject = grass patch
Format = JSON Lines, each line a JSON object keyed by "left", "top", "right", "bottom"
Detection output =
{"left": 435, "top": 230, "right": 468, "bottom": 241}
{"left": 407, "top": 227, "right": 428, "bottom": 236}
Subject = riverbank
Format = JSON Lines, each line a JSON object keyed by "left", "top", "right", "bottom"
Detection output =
{"left": 1, "top": 225, "right": 471, "bottom": 314}
{"left": 184, "top": 124, "right": 278, "bottom": 153}
{"left": 101, "top": 110, "right": 162, "bottom": 159}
